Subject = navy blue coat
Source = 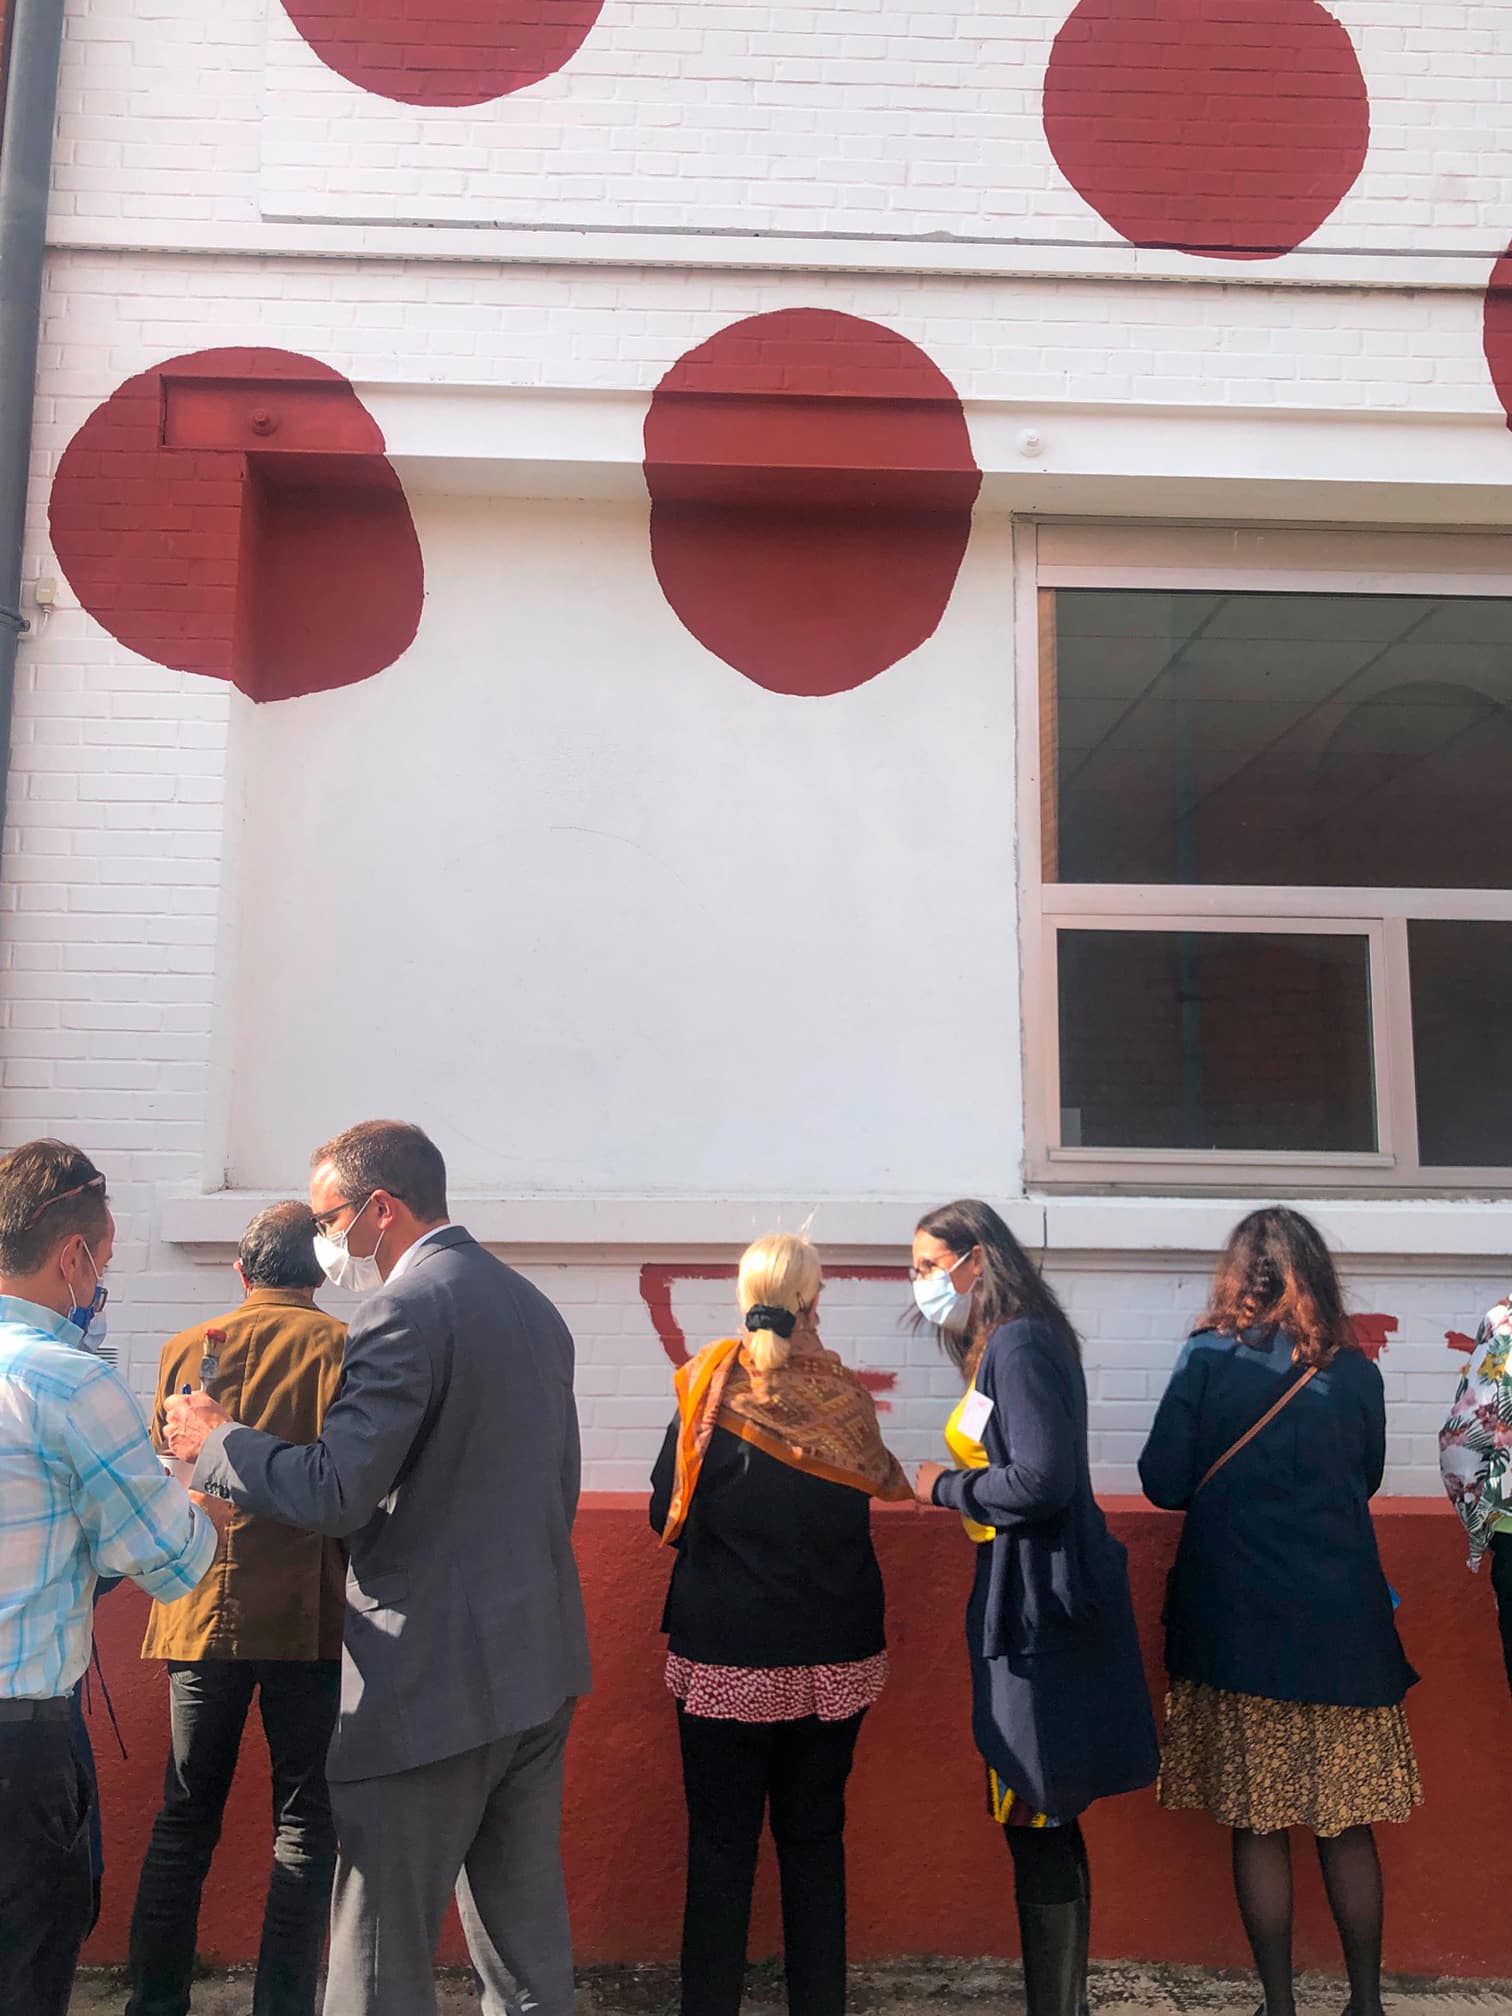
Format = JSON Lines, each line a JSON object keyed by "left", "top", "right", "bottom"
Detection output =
{"left": 931, "top": 1319, "right": 1159, "bottom": 1819}
{"left": 1139, "top": 1327, "right": 1417, "bottom": 1709}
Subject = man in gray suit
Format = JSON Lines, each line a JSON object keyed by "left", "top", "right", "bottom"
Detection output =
{"left": 166, "top": 1121, "right": 591, "bottom": 2016}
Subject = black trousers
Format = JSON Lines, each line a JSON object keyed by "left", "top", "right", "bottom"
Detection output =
{"left": 127, "top": 1658, "right": 341, "bottom": 2016}
{"left": 0, "top": 1708, "right": 93, "bottom": 2016}
{"left": 1491, "top": 1533, "right": 1512, "bottom": 1697}
{"left": 676, "top": 1706, "right": 864, "bottom": 2016}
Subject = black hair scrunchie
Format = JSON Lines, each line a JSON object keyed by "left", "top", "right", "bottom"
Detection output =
{"left": 744, "top": 1304, "right": 797, "bottom": 1340}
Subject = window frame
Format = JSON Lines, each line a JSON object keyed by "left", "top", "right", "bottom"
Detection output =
{"left": 1015, "top": 519, "right": 1512, "bottom": 1195}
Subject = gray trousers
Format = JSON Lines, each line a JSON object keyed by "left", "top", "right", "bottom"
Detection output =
{"left": 322, "top": 1699, "right": 576, "bottom": 2016}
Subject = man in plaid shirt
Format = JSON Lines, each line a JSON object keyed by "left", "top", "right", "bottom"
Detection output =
{"left": 0, "top": 1138, "right": 229, "bottom": 2016}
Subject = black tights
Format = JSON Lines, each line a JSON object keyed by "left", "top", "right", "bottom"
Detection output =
{"left": 1232, "top": 1826, "right": 1384, "bottom": 2016}
{"left": 1005, "top": 1820, "right": 1088, "bottom": 1907}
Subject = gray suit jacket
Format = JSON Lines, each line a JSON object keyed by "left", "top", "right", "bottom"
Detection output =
{"left": 194, "top": 1227, "right": 592, "bottom": 1783}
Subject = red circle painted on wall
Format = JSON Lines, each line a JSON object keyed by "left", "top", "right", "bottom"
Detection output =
{"left": 50, "top": 348, "right": 423, "bottom": 704}
{"left": 643, "top": 310, "right": 981, "bottom": 699}
{"left": 1483, "top": 246, "right": 1512, "bottom": 428}
{"left": 1043, "top": 0, "right": 1371, "bottom": 259}
{"left": 279, "top": 0, "right": 606, "bottom": 108}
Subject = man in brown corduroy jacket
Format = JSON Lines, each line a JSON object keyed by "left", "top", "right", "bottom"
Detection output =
{"left": 126, "top": 1201, "right": 347, "bottom": 2016}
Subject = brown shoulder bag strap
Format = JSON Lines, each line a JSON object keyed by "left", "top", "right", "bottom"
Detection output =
{"left": 1194, "top": 1363, "right": 1319, "bottom": 1495}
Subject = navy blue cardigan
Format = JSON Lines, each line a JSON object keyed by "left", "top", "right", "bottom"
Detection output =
{"left": 931, "top": 1319, "right": 1159, "bottom": 1816}
{"left": 1139, "top": 1327, "right": 1417, "bottom": 1709}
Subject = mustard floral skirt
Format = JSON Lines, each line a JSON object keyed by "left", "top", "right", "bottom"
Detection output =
{"left": 1158, "top": 1680, "right": 1422, "bottom": 1837}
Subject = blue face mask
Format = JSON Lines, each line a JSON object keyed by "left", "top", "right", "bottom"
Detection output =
{"left": 66, "top": 1244, "right": 107, "bottom": 1339}
{"left": 912, "top": 1252, "right": 976, "bottom": 1333}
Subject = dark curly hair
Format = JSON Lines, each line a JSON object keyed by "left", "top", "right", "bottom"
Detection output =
{"left": 1199, "top": 1206, "right": 1355, "bottom": 1369}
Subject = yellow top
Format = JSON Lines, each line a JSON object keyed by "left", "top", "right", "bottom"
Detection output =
{"left": 944, "top": 1388, "right": 996, "bottom": 1544}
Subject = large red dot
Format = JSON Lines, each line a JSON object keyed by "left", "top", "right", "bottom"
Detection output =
{"left": 1484, "top": 246, "right": 1512, "bottom": 428}
{"left": 1043, "top": 0, "right": 1370, "bottom": 259}
{"left": 643, "top": 310, "right": 981, "bottom": 699}
{"left": 50, "top": 348, "right": 423, "bottom": 704}
{"left": 280, "top": 0, "right": 606, "bottom": 107}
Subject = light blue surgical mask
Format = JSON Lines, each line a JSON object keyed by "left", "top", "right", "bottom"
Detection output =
{"left": 911, "top": 1251, "right": 976, "bottom": 1333}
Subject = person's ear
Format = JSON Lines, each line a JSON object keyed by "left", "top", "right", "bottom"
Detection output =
{"left": 234, "top": 1260, "right": 249, "bottom": 1299}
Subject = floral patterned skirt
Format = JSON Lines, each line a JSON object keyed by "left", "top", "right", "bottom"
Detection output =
{"left": 1158, "top": 1680, "right": 1422, "bottom": 1837}
{"left": 666, "top": 1651, "right": 887, "bottom": 1723}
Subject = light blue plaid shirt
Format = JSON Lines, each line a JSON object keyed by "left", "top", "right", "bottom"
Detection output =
{"left": 0, "top": 1294, "right": 217, "bottom": 1698}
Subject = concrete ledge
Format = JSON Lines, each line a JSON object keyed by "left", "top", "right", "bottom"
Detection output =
{"left": 160, "top": 1191, "right": 1512, "bottom": 1265}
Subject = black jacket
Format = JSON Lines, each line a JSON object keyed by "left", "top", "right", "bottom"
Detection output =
{"left": 649, "top": 1420, "right": 885, "bottom": 1667}
{"left": 1140, "top": 1326, "right": 1418, "bottom": 1708}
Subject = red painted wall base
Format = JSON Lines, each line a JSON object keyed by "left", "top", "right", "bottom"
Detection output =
{"left": 81, "top": 1499, "right": 1510, "bottom": 1978}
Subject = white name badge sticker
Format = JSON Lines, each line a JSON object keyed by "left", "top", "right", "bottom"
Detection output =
{"left": 958, "top": 1386, "right": 994, "bottom": 1442}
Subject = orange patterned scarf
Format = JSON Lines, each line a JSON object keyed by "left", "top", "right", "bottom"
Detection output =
{"left": 660, "top": 1334, "right": 912, "bottom": 1543}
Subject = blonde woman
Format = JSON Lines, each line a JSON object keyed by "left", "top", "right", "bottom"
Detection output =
{"left": 650, "top": 1235, "right": 912, "bottom": 2016}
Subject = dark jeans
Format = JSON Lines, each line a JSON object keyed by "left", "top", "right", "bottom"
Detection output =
{"left": 70, "top": 1676, "right": 105, "bottom": 1930}
{"left": 0, "top": 1707, "right": 93, "bottom": 2016}
{"left": 676, "top": 1706, "right": 864, "bottom": 2016}
{"left": 127, "top": 1659, "right": 341, "bottom": 2016}
{"left": 1491, "top": 1532, "right": 1512, "bottom": 1696}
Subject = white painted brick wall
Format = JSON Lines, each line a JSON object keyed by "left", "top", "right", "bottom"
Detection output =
{"left": 11, "top": 6, "right": 1512, "bottom": 1496}
{"left": 43, "top": 0, "right": 1512, "bottom": 255}
{"left": 10, "top": 249, "right": 1512, "bottom": 1490}
{"left": 44, "top": 1252, "right": 1492, "bottom": 1500}
{"left": 23, "top": 252, "right": 1507, "bottom": 417}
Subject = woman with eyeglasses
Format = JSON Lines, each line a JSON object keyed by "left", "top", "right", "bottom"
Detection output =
{"left": 910, "top": 1199, "right": 1158, "bottom": 2016}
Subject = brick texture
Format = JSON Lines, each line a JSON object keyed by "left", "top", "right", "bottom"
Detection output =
{"left": 39, "top": 0, "right": 1512, "bottom": 251}
{"left": 10, "top": 1, "right": 1512, "bottom": 1492}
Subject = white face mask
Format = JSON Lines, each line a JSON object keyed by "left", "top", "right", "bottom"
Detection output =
{"left": 314, "top": 1195, "right": 384, "bottom": 1295}
{"left": 911, "top": 1252, "right": 976, "bottom": 1333}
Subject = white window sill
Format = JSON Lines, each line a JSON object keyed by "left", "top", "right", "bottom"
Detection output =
{"left": 159, "top": 1191, "right": 1512, "bottom": 1263}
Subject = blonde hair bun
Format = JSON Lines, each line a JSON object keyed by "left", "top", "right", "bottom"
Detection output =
{"left": 737, "top": 1233, "right": 822, "bottom": 1372}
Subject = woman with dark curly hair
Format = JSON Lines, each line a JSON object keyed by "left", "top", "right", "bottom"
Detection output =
{"left": 1140, "top": 1207, "right": 1420, "bottom": 2016}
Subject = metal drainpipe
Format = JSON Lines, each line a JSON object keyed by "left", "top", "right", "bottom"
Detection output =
{"left": 0, "top": 0, "right": 67, "bottom": 848}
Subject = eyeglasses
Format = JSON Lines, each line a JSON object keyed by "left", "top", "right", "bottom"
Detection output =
{"left": 24, "top": 1172, "right": 106, "bottom": 1229}
{"left": 907, "top": 1249, "right": 971, "bottom": 1284}
{"left": 311, "top": 1194, "right": 372, "bottom": 1236}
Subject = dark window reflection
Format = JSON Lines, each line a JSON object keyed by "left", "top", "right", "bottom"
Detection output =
{"left": 1409, "top": 920, "right": 1512, "bottom": 1166}
{"left": 1057, "top": 930, "right": 1376, "bottom": 1152}
{"left": 1053, "top": 590, "right": 1512, "bottom": 887}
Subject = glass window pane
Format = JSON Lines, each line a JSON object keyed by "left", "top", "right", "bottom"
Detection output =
{"left": 1409, "top": 920, "right": 1512, "bottom": 1167}
{"left": 1057, "top": 930, "right": 1376, "bottom": 1152}
{"left": 1052, "top": 590, "right": 1512, "bottom": 886}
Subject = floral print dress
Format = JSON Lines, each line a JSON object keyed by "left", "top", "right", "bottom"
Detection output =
{"left": 1440, "top": 1296, "right": 1512, "bottom": 1569}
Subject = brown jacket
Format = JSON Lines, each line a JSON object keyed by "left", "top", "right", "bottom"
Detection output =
{"left": 142, "top": 1289, "right": 347, "bottom": 1663}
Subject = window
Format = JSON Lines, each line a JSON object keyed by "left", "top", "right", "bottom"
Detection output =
{"left": 1020, "top": 524, "right": 1512, "bottom": 1190}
